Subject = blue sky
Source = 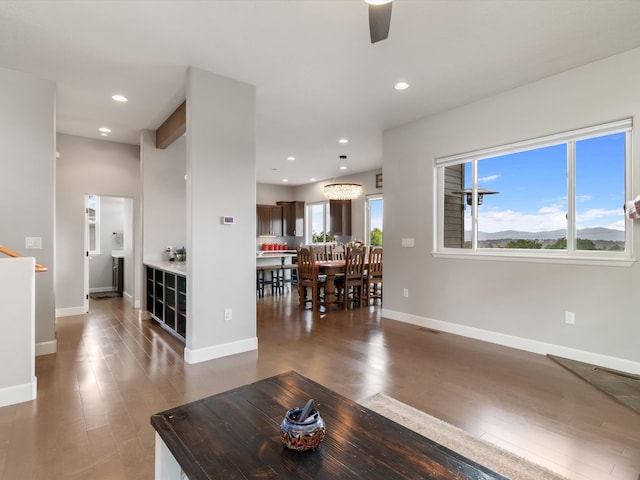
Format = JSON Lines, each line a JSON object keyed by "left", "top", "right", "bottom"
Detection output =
{"left": 369, "top": 198, "right": 383, "bottom": 231}
{"left": 466, "top": 132, "right": 625, "bottom": 233}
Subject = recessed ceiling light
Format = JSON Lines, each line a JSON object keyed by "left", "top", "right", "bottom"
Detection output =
{"left": 310, "top": 178, "right": 316, "bottom": 182}
{"left": 338, "top": 138, "right": 349, "bottom": 144}
{"left": 365, "top": 0, "right": 392, "bottom": 4}
{"left": 394, "top": 82, "right": 409, "bottom": 90}
{"left": 99, "top": 127, "right": 111, "bottom": 133}
{"left": 111, "top": 94, "right": 127, "bottom": 102}
{"left": 100, "top": 133, "right": 108, "bottom": 137}
{"left": 287, "top": 156, "right": 295, "bottom": 161}
{"left": 282, "top": 178, "right": 289, "bottom": 182}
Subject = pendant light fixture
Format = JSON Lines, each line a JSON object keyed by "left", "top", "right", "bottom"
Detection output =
{"left": 323, "top": 156, "right": 363, "bottom": 200}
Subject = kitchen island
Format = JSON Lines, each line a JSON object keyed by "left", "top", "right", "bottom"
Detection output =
{"left": 256, "top": 252, "right": 297, "bottom": 297}
{"left": 145, "top": 261, "right": 187, "bottom": 341}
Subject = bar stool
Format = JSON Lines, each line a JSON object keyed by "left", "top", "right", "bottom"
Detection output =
{"left": 259, "top": 265, "right": 284, "bottom": 296}
{"left": 282, "top": 264, "right": 298, "bottom": 291}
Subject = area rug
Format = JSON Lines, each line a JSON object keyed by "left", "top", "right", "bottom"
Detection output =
{"left": 89, "top": 291, "right": 121, "bottom": 299}
{"left": 361, "top": 394, "right": 568, "bottom": 480}
{"left": 548, "top": 354, "right": 640, "bottom": 416}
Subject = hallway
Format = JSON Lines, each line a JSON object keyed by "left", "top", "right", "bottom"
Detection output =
{"left": 0, "top": 294, "right": 638, "bottom": 479}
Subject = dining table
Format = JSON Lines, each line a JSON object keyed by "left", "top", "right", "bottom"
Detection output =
{"left": 315, "top": 260, "right": 346, "bottom": 309}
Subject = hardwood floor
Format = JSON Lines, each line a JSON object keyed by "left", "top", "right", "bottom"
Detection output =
{"left": 1, "top": 292, "right": 639, "bottom": 479}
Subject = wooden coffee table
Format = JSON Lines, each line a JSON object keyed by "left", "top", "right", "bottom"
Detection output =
{"left": 151, "top": 371, "right": 507, "bottom": 479}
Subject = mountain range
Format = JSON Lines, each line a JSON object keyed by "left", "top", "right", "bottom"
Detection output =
{"left": 467, "top": 227, "right": 624, "bottom": 242}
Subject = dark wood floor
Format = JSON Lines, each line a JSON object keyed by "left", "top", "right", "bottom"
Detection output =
{"left": 0, "top": 292, "right": 639, "bottom": 479}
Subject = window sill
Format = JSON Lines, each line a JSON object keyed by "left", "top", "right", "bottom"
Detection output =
{"left": 432, "top": 250, "right": 635, "bottom": 267}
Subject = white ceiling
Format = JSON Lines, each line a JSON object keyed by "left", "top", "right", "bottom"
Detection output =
{"left": 3, "top": 0, "right": 640, "bottom": 185}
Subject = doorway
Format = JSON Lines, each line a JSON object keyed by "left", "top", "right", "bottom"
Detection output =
{"left": 84, "top": 194, "right": 134, "bottom": 312}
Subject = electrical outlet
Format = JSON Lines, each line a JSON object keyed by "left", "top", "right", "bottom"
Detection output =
{"left": 224, "top": 308, "right": 232, "bottom": 321}
{"left": 565, "top": 311, "right": 575, "bottom": 325}
{"left": 403, "top": 288, "right": 409, "bottom": 298}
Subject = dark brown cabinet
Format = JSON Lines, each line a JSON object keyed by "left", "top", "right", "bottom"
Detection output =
{"left": 256, "top": 205, "right": 283, "bottom": 236}
{"left": 330, "top": 199, "right": 352, "bottom": 236}
{"left": 146, "top": 265, "right": 186, "bottom": 340}
{"left": 112, "top": 256, "right": 123, "bottom": 293}
{"left": 277, "top": 201, "right": 305, "bottom": 236}
{"left": 256, "top": 205, "right": 282, "bottom": 237}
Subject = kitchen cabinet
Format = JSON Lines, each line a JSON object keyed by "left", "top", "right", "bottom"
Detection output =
{"left": 277, "top": 201, "right": 305, "bottom": 236}
{"left": 329, "top": 199, "right": 351, "bottom": 236}
{"left": 256, "top": 205, "right": 283, "bottom": 236}
{"left": 112, "top": 256, "right": 123, "bottom": 293}
{"left": 146, "top": 264, "right": 186, "bottom": 340}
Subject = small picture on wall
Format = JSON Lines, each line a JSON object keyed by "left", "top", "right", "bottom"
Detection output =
{"left": 376, "top": 173, "right": 383, "bottom": 188}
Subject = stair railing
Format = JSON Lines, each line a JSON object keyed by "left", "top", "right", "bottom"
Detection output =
{"left": 0, "top": 245, "right": 48, "bottom": 272}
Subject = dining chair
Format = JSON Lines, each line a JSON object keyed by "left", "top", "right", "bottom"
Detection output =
{"left": 330, "top": 244, "right": 345, "bottom": 261}
{"left": 335, "top": 246, "right": 366, "bottom": 309}
{"left": 364, "top": 247, "right": 383, "bottom": 306}
{"left": 312, "top": 245, "right": 329, "bottom": 262}
{"left": 297, "top": 247, "right": 325, "bottom": 310}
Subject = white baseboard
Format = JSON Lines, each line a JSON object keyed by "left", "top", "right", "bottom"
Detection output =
{"left": 123, "top": 291, "right": 132, "bottom": 304}
{"left": 381, "top": 308, "right": 640, "bottom": 376}
{"left": 0, "top": 378, "right": 37, "bottom": 408}
{"left": 56, "top": 306, "right": 86, "bottom": 317}
{"left": 184, "top": 337, "right": 258, "bottom": 364}
{"left": 133, "top": 298, "right": 140, "bottom": 309}
{"left": 35, "top": 340, "right": 57, "bottom": 356}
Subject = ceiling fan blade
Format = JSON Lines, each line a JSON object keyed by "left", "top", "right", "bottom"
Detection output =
{"left": 369, "top": 2, "right": 392, "bottom": 43}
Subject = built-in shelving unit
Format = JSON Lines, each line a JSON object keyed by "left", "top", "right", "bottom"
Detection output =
{"left": 146, "top": 264, "right": 186, "bottom": 340}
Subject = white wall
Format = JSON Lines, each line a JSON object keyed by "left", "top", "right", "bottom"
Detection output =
{"left": 256, "top": 183, "right": 295, "bottom": 205}
{"left": 0, "top": 67, "right": 55, "bottom": 353}
{"left": 0, "top": 258, "right": 36, "bottom": 406}
{"left": 185, "top": 67, "right": 257, "bottom": 363}
{"left": 89, "top": 196, "right": 125, "bottom": 291}
{"left": 382, "top": 47, "right": 640, "bottom": 372}
{"left": 141, "top": 132, "right": 187, "bottom": 263}
{"left": 56, "top": 134, "right": 141, "bottom": 313}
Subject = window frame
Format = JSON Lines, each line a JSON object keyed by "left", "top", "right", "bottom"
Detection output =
{"left": 434, "top": 119, "right": 634, "bottom": 267}
{"left": 365, "top": 194, "right": 383, "bottom": 247}
{"left": 305, "top": 201, "right": 331, "bottom": 245}
{"left": 87, "top": 194, "right": 101, "bottom": 255}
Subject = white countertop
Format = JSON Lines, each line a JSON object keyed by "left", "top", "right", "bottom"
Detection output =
{"left": 145, "top": 261, "right": 187, "bottom": 276}
{"left": 256, "top": 251, "right": 297, "bottom": 258}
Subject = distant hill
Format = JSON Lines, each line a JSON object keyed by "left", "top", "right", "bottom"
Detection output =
{"left": 466, "top": 227, "right": 624, "bottom": 242}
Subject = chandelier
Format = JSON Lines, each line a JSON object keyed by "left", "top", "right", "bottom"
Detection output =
{"left": 323, "top": 183, "right": 363, "bottom": 200}
{"left": 323, "top": 155, "right": 363, "bottom": 200}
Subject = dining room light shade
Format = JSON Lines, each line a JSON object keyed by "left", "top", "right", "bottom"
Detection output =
{"left": 323, "top": 183, "right": 363, "bottom": 200}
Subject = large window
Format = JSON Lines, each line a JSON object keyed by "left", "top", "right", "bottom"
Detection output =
{"left": 436, "top": 119, "right": 631, "bottom": 263}
{"left": 366, "top": 195, "right": 383, "bottom": 247}
{"left": 306, "top": 202, "right": 331, "bottom": 244}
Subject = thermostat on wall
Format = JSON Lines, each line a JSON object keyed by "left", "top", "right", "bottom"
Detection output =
{"left": 222, "top": 216, "right": 234, "bottom": 225}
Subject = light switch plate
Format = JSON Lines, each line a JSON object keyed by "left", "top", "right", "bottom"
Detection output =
{"left": 401, "top": 238, "right": 415, "bottom": 247}
{"left": 25, "top": 237, "right": 42, "bottom": 249}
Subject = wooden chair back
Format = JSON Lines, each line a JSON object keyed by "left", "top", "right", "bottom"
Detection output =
{"left": 364, "top": 247, "right": 383, "bottom": 305}
{"left": 367, "top": 247, "right": 383, "bottom": 279}
{"left": 344, "top": 247, "right": 366, "bottom": 280}
{"left": 312, "top": 245, "right": 329, "bottom": 262}
{"left": 330, "top": 244, "right": 345, "bottom": 261}
{"left": 297, "top": 247, "right": 324, "bottom": 310}
{"left": 297, "top": 247, "right": 316, "bottom": 281}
